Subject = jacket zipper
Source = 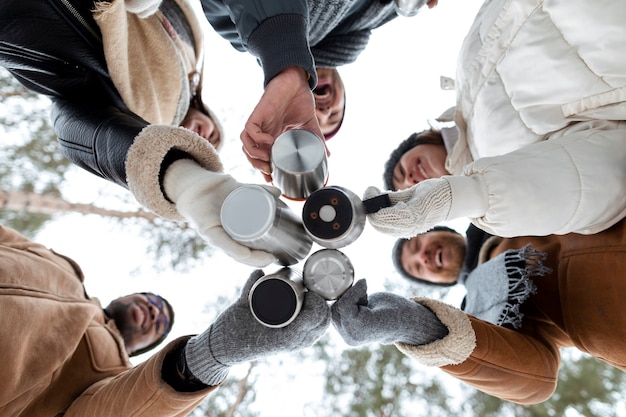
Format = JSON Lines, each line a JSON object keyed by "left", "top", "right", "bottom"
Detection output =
{"left": 59, "top": 0, "right": 102, "bottom": 43}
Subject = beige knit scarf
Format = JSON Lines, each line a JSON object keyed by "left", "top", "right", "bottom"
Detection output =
{"left": 93, "top": 0, "right": 204, "bottom": 125}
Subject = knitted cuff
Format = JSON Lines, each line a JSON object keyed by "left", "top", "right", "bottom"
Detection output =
{"left": 247, "top": 14, "right": 316, "bottom": 89}
{"left": 395, "top": 297, "right": 476, "bottom": 367}
{"left": 184, "top": 326, "right": 230, "bottom": 386}
{"left": 125, "top": 125, "right": 223, "bottom": 221}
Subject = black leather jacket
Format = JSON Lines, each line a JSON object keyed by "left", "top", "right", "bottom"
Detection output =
{"left": 1, "top": 0, "right": 149, "bottom": 188}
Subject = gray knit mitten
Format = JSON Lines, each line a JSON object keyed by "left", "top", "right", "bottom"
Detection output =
{"left": 331, "top": 279, "right": 448, "bottom": 346}
{"left": 364, "top": 178, "right": 452, "bottom": 239}
{"left": 184, "top": 270, "right": 331, "bottom": 386}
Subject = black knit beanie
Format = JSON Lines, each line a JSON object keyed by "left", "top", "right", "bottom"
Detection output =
{"left": 383, "top": 129, "right": 445, "bottom": 191}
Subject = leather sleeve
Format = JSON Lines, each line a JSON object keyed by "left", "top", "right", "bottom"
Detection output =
{"left": 51, "top": 97, "right": 148, "bottom": 188}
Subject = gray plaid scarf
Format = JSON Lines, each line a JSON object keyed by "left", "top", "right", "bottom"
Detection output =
{"left": 461, "top": 245, "right": 552, "bottom": 329}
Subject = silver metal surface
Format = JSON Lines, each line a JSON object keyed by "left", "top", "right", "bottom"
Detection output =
{"left": 394, "top": 0, "right": 428, "bottom": 17}
{"left": 271, "top": 129, "right": 328, "bottom": 200}
{"left": 249, "top": 268, "right": 305, "bottom": 328}
{"left": 221, "top": 185, "right": 313, "bottom": 265}
{"left": 303, "top": 249, "right": 354, "bottom": 300}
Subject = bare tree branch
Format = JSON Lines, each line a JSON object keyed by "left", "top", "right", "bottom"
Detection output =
{"left": 0, "top": 189, "right": 157, "bottom": 221}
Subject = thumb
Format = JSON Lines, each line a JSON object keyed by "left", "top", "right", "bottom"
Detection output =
{"left": 332, "top": 279, "right": 368, "bottom": 317}
{"left": 240, "top": 269, "right": 266, "bottom": 300}
{"left": 363, "top": 186, "right": 383, "bottom": 201}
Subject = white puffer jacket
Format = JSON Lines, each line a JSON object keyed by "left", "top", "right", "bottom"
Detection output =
{"left": 445, "top": 0, "right": 626, "bottom": 236}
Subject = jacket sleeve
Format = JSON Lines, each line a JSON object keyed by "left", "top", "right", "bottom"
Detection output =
{"left": 51, "top": 97, "right": 147, "bottom": 189}
{"left": 65, "top": 337, "right": 217, "bottom": 417}
{"left": 51, "top": 97, "right": 224, "bottom": 221}
{"left": 446, "top": 119, "right": 626, "bottom": 236}
{"left": 201, "top": 0, "right": 315, "bottom": 87}
{"left": 395, "top": 300, "right": 560, "bottom": 405}
{"left": 441, "top": 316, "right": 560, "bottom": 405}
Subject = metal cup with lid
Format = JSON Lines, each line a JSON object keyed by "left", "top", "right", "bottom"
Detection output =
{"left": 248, "top": 268, "right": 306, "bottom": 328}
{"left": 303, "top": 249, "right": 354, "bottom": 301}
{"left": 271, "top": 129, "right": 328, "bottom": 200}
{"left": 301, "top": 185, "right": 391, "bottom": 249}
{"left": 220, "top": 184, "right": 313, "bottom": 266}
{"left": 394, "top": 0, "right": 429, "bottom": 16}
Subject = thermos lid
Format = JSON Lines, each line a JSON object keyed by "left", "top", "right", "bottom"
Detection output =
{"left": 221, "top": 185, "right": 276, "bottom": 241}
{"left": 302, "top": 186, "right": 361, "bottom": 249}
{"left": 303, "top": 249, "right": 354, "bottom": 300}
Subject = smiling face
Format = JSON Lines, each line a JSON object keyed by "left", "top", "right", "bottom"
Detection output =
{"left": 104, "top": 293, "right": 172, "bottom": 356}
{"left": 401, "top": 231, "right": 466, "bottom": 284}
{"left": 181, "top": 106, "right": 221, "bottom": 150}
{"left": 392, "top": 143, "right": 449, "bottom": 190}
{"left": 314, "top": 68, "right": 345, "bottom": 138}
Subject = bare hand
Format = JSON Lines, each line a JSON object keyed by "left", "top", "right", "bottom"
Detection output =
{"left": 241, "top": 66, "right": 325, "bottom": 182}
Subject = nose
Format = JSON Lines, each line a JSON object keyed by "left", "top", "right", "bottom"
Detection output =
{"left": 417, "top": 247, "right": 432, "bottom": 268}
{"left": 147, "top": 302, "right": 159, "bottom": 323}
{"left": 316, "top": 104, "right": 331, "bottom": 117}
{"left": 402, "top": 170, "right": 418, "bottom": 189}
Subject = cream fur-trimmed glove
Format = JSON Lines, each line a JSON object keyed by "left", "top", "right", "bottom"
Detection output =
{"left": 163, "top": 159, "right": 280, "bottom": 267}
{"left": 126, "top": 0, "right": 162, "bottom": 18}
{"left": 364, "top": 178, "right": 452, "bottom": 238}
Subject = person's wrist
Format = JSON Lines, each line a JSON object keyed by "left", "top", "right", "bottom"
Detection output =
{"left": 162, "top": 342, "right": 209, "bottom": 392}
{"left": 185, "top": 326, "right": 230, "bottom": 386}
{"left": 163, "top": 158, "right": 210, "bottom": 202}
{"left": 444, "top": 175, "right": 488, "bottom": 219}
{"left": 280, "top": 66, "right": 312, "bottom": 88}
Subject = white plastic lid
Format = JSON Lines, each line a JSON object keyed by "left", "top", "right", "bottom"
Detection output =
{"left": 220, "top": 185, "right": 276, "bottom": 241}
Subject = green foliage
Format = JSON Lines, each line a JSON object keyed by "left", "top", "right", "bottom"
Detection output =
{"left": 134, "top": 217, "right": 214, "bottom": 273}
{"left": 0, "top": 66, "right": 66, "bottom": 235}
{"left": 192, "top": 364, "right": 260, "bottom": 417}
{"left": 314, "top": 342, "right": 459, "bottom": 417}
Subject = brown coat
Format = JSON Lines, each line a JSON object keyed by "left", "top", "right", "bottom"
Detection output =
{"left": 0, "top": 224, "right": 215, "bottom": 416}
{"left": 397, "top": 219, "right": 626, "bottom": 404}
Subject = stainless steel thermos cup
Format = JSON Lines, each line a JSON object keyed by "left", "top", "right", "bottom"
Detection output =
{"left": 248, "top": 268, "right": 306, "bottom": 328}
{"left": 220, "top": 184, "right": 313, "bottom": 265}
{"left": 271, "top": 129, "right": 328, "bottom": 200}
{"left": 301, "top": 185, "right": 391, "bottom": 249}
{"left": 394, "top": 0, "right": 429, "bottom": 16}
{"left": 249, "top": 249, "right": 354, "bottom": 328}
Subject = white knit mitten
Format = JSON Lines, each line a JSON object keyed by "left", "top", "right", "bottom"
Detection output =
{"left": 126, "top": 0, "right": 162, "bottom": 18}
{"left": 363, "top": 178, "right": 452, "bottom": 238}
{"left": 163, "top": 159, "right": 279, "bottom": 267}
